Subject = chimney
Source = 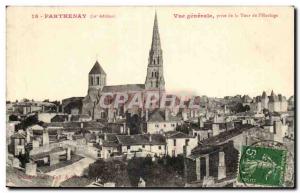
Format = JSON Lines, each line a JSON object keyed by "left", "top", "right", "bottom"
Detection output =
{"left": 26, "top": 130, "right": 31, "bottom": 143}
{"left": 165, "top": 109, "right": 169, "bottom": 121}
{"left": 104, "top": 133, "right": 107, "bottom": 141}
{"left": 127, "top": 127, "right": 130, "bottom": 135}
{"left": 68, "top": 114, "right": 72, "bottom": 122}
{"left": 199, "top": 117, "right": 204, "bottom": 128}
{"left": 218, "top": 151, "right": 226, "bottom": 180}
{"left": 42, "top": 129, "right": 49, "bottom": 146}
{"left": 212, "top": 124, "right": 220, "bottom": 136}
{"left": 213, "top": 114, "right": 218, "bottom": 123}
{"left": 273, "top": 120, "right": 282, "bottom": 134}
{"left": 67, "top": 147, "right": 71, "bottom": 160}
{"left": 99, "top": 138, "right": 103, "bottom": 145}
{"left": 183, "top": 144, "right": 191, "bottom": 157}
{"left": 122, "top": 123, "right": 126, "bottom": 134}
{"left": 149, "top": 135, "right": 152, "bottom": 142}
{"left": 145, "top": 109, "right": 149, "bottom": 122}
{"left": 80, "top": 122, "right": 84, "bottom": 129}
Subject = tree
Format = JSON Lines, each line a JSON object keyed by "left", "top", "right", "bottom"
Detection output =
{"left": 88, "top": 159, "right": 130, "bottom": 186}
{"left": 17, "top": 150, "right": 30, "bottom": 168}
{"left": 9, "top": 114, "right": 19, "bottom": 121}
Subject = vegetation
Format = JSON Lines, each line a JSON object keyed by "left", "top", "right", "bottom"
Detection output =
{"left": 127, "top": 156, "right": 184, "bottom": 187}
{"left": 176, "top": 124, "right": 190, "bottom": 134}
{"left": 9, "top": 114, "right": 19, "bottom": 122}
{"left": 87, "top": 156, "right": 185, "bottom": 187}
{"left": 16, "top": 114, "right": 43, "bottom": 131}
{"left": 17, "top": 150, "right": 30, "bottom": 168}
{"left": 88, "top": 159, "right": 131, "bottom": 187}
{"left": 230, "top": 103, "right": 250, "bottom": 113}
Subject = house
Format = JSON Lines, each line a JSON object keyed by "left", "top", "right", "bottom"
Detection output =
{"left": 9, "top": 132, "right": 26, "bottom": 156}
{"left": 146, "top": 109, "right": 182, "bottom": 134}
{"left": 30, "top": 147, "right": 71, "bottom": 166}
{"left": 165, "top": 131, "right": 198, "bottom": 157}
{"left": 116, "top": 134, "right": 166, "bottom": 158}
{"left": 184, "top": 125, "right": 256, "bottom": 187}
{"left": 96, "top": 133, "right": 120, "bottom": 159}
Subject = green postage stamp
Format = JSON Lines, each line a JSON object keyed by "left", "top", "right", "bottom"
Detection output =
{"left": 238, "top": 146, "right": 287, "bottom": 187}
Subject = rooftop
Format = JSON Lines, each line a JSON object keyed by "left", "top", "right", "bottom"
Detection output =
{"left": 116, "top": 134, "right": 166, "bottom": 146}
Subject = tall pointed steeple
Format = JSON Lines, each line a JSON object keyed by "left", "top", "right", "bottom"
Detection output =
{"left": 145, "top": 12, "right": 165, "bottom": 90}
{"left": 150, "top": 12, "right": 161, "bottom": 54}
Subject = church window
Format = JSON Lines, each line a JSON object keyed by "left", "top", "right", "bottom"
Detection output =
{"left": 152, "top": 71, "right": 154, "bottom": 77}
{"left": 96, "top": 77, "right": 100, "bottom": 85}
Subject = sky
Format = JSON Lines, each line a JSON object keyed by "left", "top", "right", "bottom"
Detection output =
{"left": 6, "top": 6, "right": 294, "bottom": 101}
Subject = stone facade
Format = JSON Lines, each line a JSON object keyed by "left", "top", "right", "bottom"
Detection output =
{"left": 250, "top": 91, "right": 288, "bottom": 113}
{"left": 82, "top": 13, "right": 165, "bottom": 121}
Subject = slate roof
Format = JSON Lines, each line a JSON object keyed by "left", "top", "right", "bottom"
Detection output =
{"left": 148, "top": 109, "right": 182, "bottom": 122}
{"left": 45, "top": 121, "right": 106, "bottom": 130}
{"left": 98, "top": 133, "right": 119, "bottom": 147}
{"left": 164, "top": 131, "right": 193, "bottom": 139}
{"left": 102, "top": 84, "right": 145, "bottom": 93}
{"left": 116, "top": 134, "right": 166, "bottom": 146}
{"left": 192, "top": 125, "right": 255, "bottom": 154}
{"left": 51, "top": 115, "right": 68, "bottom": 122}
{"left": 89, "top": 61, "right": 106, "bottom": 75}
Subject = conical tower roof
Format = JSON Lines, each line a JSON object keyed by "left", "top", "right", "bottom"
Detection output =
{"left": 89, "top": 60, "right": 106, "bottom": 75}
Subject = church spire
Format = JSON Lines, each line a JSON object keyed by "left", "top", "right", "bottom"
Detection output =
{"left": 150, "top": 12, "right": 161, "bottom": 53}
{"left": 145, "top": 12, "right": 165, "bottom": 90}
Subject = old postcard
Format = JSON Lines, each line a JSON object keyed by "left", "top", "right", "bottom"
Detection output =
{"left": 6, "top": 6, "right": 295, "bottom": 188}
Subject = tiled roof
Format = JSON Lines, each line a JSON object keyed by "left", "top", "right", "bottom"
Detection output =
{"left": 102, "top": 84, "right": 145, "bottom": 93}
{"left": 51, "top": 115, "right": 68, "bottom": 122}
{"left": 11, "top": 133, "right": 25, "bottom": 139}
{"left": 89, "top": 61, "right": 106, "bottom": 75}
{"left": 31, "top": 147, "right": 65, "bottom": 160}
{"left": 116, "top": 134, "right": 166, "bottom": 146}
{"left": 192, "top": 125, "right": 255, "bottom": 154}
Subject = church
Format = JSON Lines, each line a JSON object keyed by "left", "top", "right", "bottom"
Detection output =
{"left": 82, "top": 13, "right": 166, "bottom": 121}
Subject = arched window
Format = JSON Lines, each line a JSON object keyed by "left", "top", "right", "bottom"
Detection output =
{"left": 152, "top": 71, "right": 154, "bottom": 77}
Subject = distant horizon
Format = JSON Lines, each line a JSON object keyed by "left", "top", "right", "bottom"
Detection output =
{"left": 6, "top": 89, "right": 294, "bottom": 103}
